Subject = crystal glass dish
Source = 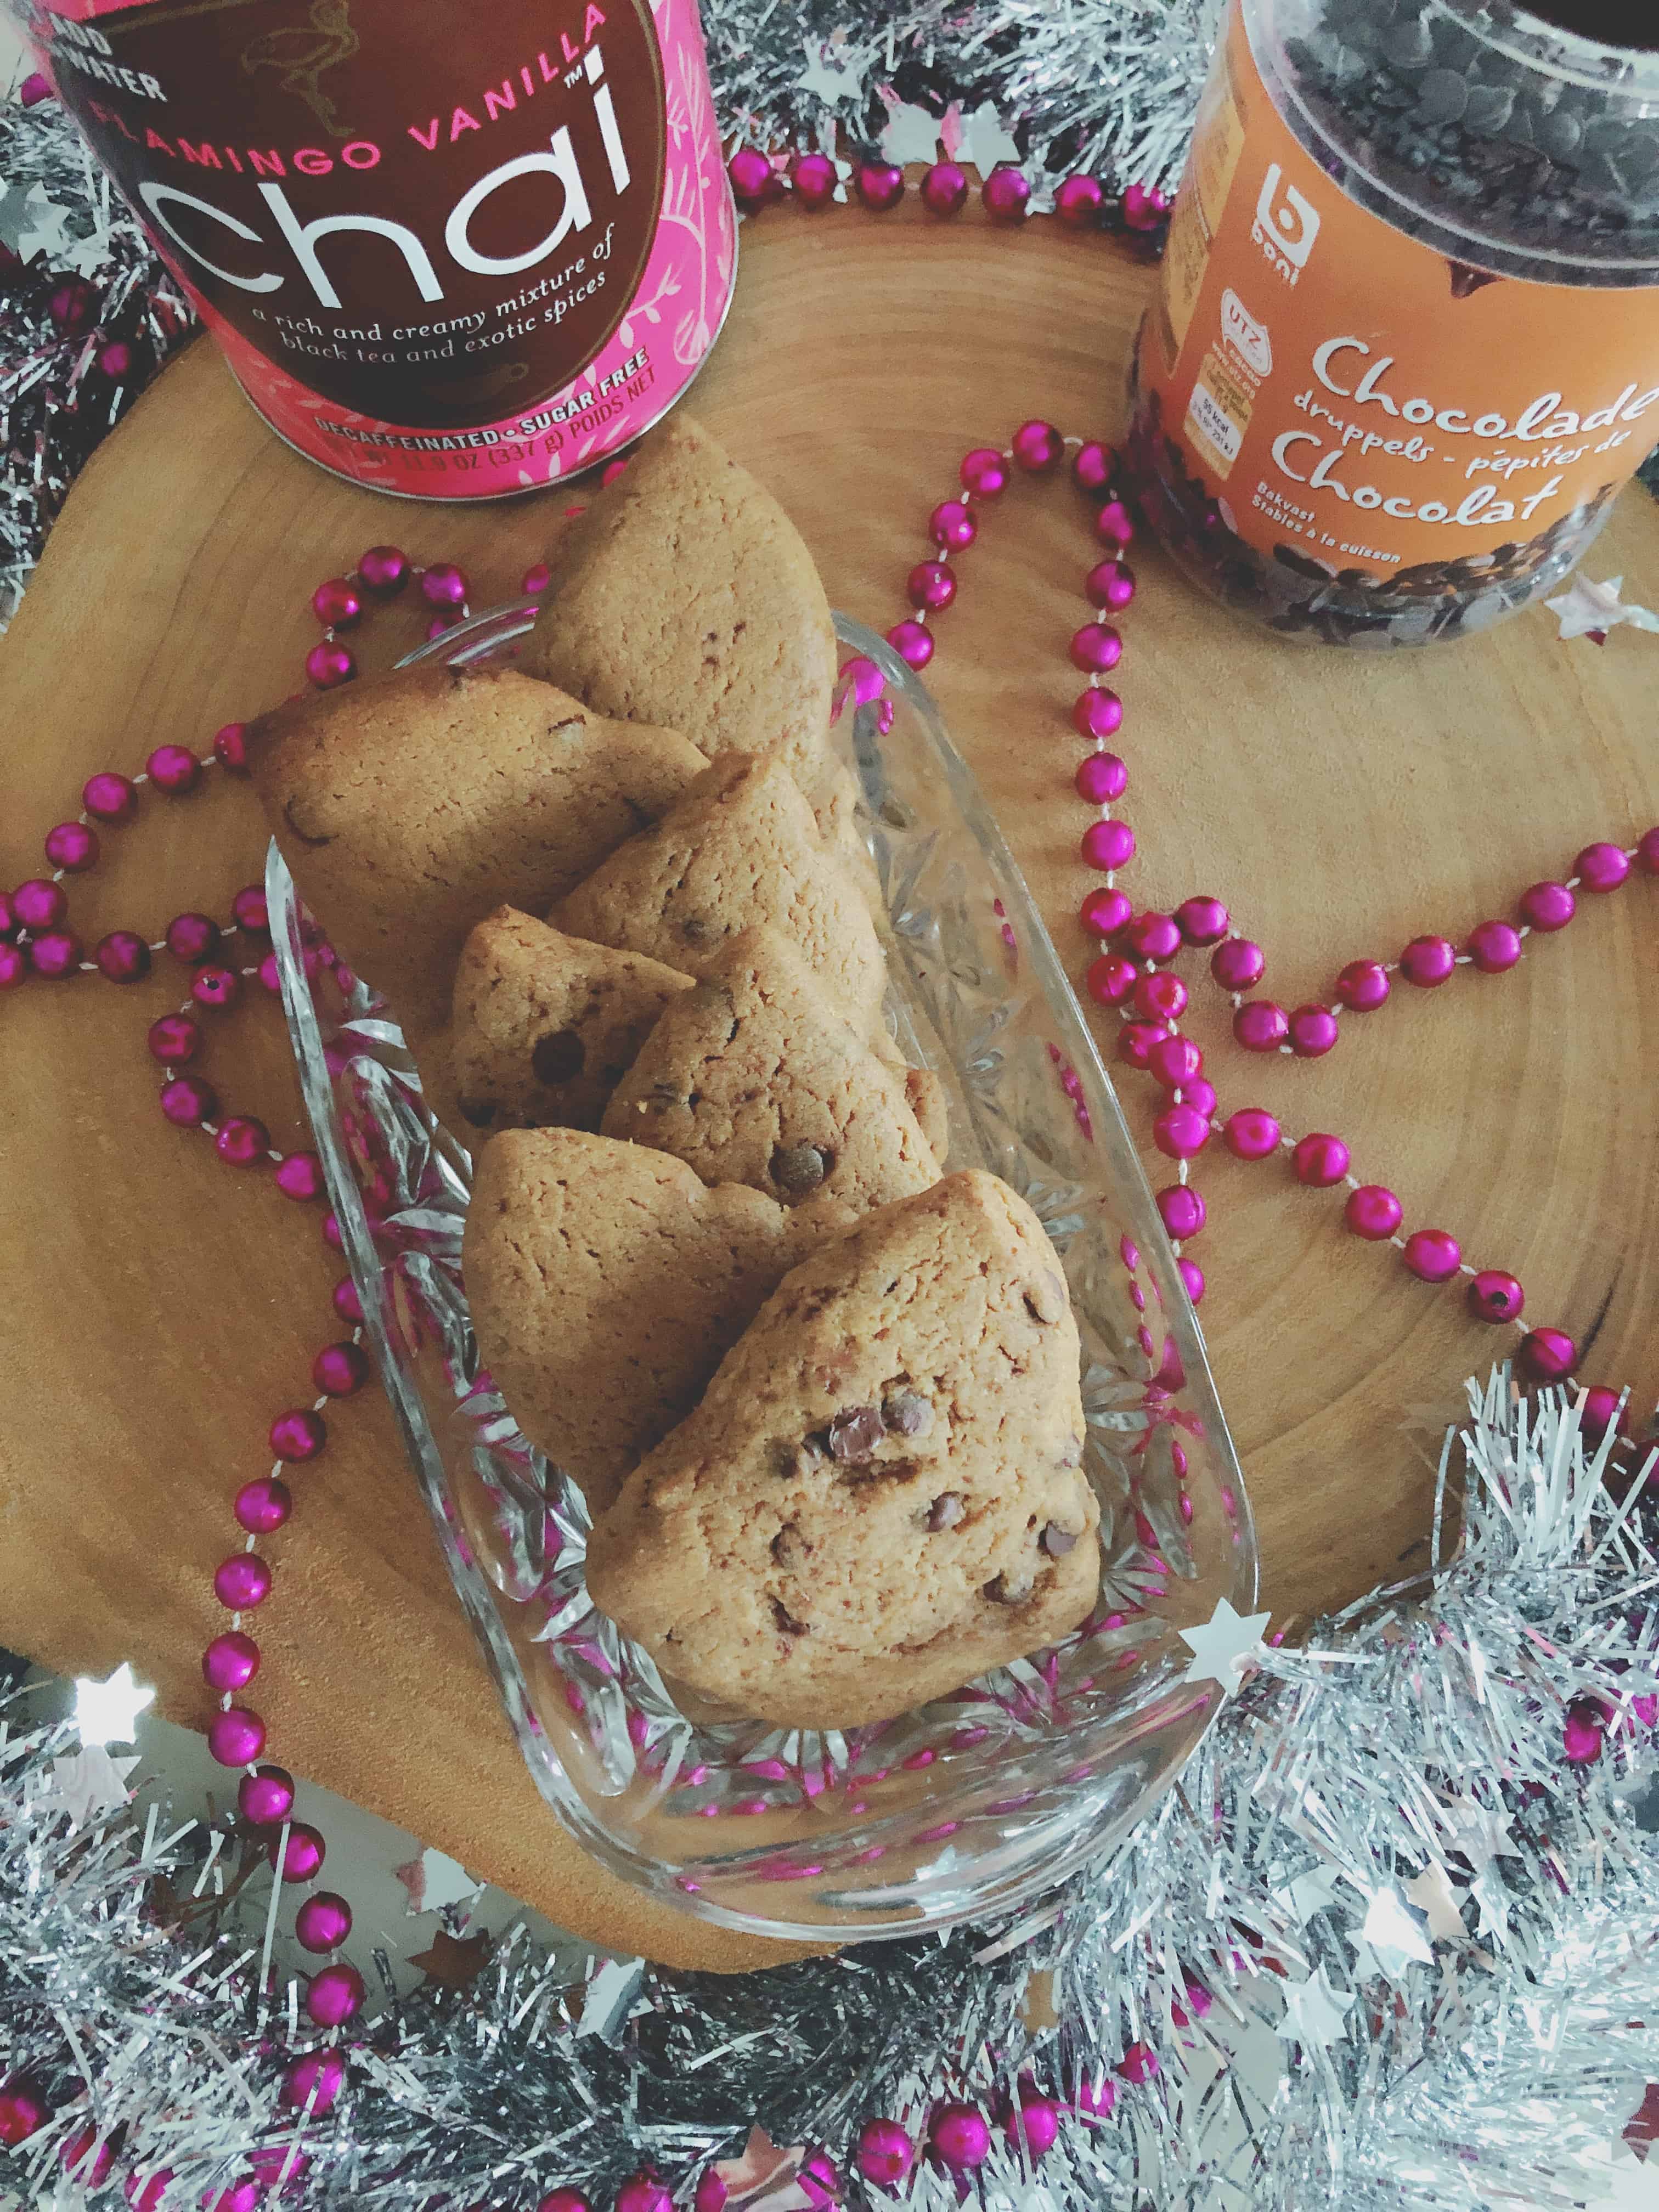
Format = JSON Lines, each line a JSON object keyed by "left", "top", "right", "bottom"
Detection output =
{"left": 269, "top": 606, "right": 1257, "bottom": 1940}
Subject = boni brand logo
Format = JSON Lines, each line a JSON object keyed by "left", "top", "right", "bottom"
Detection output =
{"left": 1221, "top": 287, "right": 1271, "bottom": 376}
{"left": 1252, "top": 163, "right": 1319, "bottom": 286}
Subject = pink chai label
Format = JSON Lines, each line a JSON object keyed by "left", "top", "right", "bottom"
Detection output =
{"left": 19, "top": 0, "right": 736, "bottom": 496}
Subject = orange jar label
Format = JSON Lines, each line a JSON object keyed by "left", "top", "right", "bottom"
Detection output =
{"left": 1139, "top": 2, "right": 1659, "bottom": 585}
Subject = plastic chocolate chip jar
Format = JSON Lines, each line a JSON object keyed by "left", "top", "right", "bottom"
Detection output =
{"left": 1125, "top": 0, "right": 1659, "bottom": 646}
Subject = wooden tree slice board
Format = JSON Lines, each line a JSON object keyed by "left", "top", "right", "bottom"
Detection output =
{"left": 3, "top": 201, "right": 1658, "bottom": 1969}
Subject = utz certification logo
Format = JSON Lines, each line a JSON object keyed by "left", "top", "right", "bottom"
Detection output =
{"left": 1221, "top": 288, "right": 1272, "bottom": 377}
{"left": 1252, "top": 164, "right": 1319, "bottom": 286}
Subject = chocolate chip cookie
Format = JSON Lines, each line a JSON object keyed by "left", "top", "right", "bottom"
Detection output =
{"left": 586, "top": 1171, "right": 1097, "bottom": 1727}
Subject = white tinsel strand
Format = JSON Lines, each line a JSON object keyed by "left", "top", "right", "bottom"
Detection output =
{"left": 2, "top": 1372, "right": 1655, "bottom": 2210}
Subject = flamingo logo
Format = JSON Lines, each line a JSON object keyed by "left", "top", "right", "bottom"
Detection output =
{"left": 241, "top": 0, "right": 360, "bottom": 138}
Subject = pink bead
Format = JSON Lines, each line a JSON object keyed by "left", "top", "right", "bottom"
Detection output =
{"left": 983, "top": 165, "right": 1032, "bottom": 221}
{"left": 270, "top": 1407, "right": 326, "bottom": 1462}
{"left": 216, "top": 1117, "right": 270, "bottom": 1167}
{"left": 1158, "top": 1184, "right": 1206, "bottom": 1239}
{"left": 97, "top": 930, "right": 151, "bottom": 984}
{"left": 887, "top": 620, "right": 933, "bottom": 669}
{"left": 929, "top": 500, "right": 976, "bottom": 551}
{"left": 1012, "top": 419, "right": 1063, "bottom": 472}
{"left": 540, "top": 2194, "right": 594, "bottom": 2212}
{"left": 1468, "top": 1269, "right": 1525, "bottom": 1323}
{"left": 232, "top": 885, "right": 269, "bottom": 936}
{"left": 312, "top": 576, "right": 363, "bottom": 628}
{"left": 125, "top": 2169, "right": 174, "bottom": 2210}
{"left": 46, "top": 820, "right": 97, "bottom": 871}
{"left": 907, "top": 561, "right": 956, "bottom": 613}
{"left": 0, "top": 2086, "right": 47, "bottom": 2145}
{"left": 207, "top": 1706, "right": 266, "bottom": 1767}
{"left": 1576, "top": 840, "right": 1630, "bottom": 892}
{"left": 1057, "top": 173, "right": 1106, "bottom": 227}
{"left": 213, "top": 723, "right": 250, "bottom": 772}
{"left": 247, "top": 2150, "right": 309, "bottom": 2196}
{"left": 239, "top": 1764, "right": 295, "bottom": 1825}
{"left": 1081, "top": 818, "right": 1135, "bottom": 871}
{"left": 1071, "top": 438, "right": 1116, "bottom": 493}
{"left": 332, "top": 1276, "right": 364, "bottom": 1324}
{"left": 0, "top": 944, "right": 24, "bottom": 990}
{"left": 1400, "top": 934, "right": 1456, "bottom": 988}
{"left": 1467, "top": 919, "right": 1522, "bottom": 973}
{"left": 1293, "top": 1132, "right": 1350, "bottom": 1187}
{"left": 1288, "top": 1004, "right": 1339, "bottom": 1057}
{"left": 313, "top": 1340, "right": 368, "bottom": 1396}
{"left": 1116, "top": 1020, "right": 1169, "bottom": 1070}
{"left": 160, "top": 1076, "right": 217, "bottom": 1127}
{"left": 790, "top": 151, "right": 837, "bottom": 209}
{"left": 13, "top": 877, "right": 66, "bottom": 930}
{"left": 60, "top": 2128, "right": 115, "bottom": 2186}
{"left": 0, "top": 891, "right": 18, "bottom": 941}
{"left": 1178, "top": 1077, "right": 1217, "bottom": 1119}
{"left": 1520, "top": 880, "right": 1575, "bottom": 932}
{"left": 1402, "top": 1228, "right": 1462, "bottom": 1283}
{"left": 1085, "top": 560, "right": 1136, "bottom": 612}
{"left": 1141, "top": 973, "right": 1186, "bottom": 1022}
{"left": 1224, "top": 1108, "right": 1280, "bottom": 1160}
{"left": 1638, "top": 827, "right": 1659, "bottom": 874}
{"left": 1116, "top": 2041, "right": 1159, "bottom": 2083}
{"left": 1562, "top": 1702, "right": 1605, "bottom": 1765}
{"left": 1075, "top": 752, "right": 1127, "bottom": 804}
{"left": 47, "top": 276, "right": 93, "bottom": 329}
{"left": 295, "top": 1889, "right": 353, "bottom": 1952}
{"left": 727, "top": 145, "right": 777, "bottom": 208}
{"left": 856, "top": 2118, "right": 914, "bottom": 2186}
{"left": 855, "top": 161, "right": 905, "bottom": 212}
{"left": 273, "top": 1820, "right": 326, "bottom": 1882}
{"left": 166, "top": 911, "right": 221, "bottom": 964}
{"left": 616, "top": 2177, "right": 673, "bottom": 2212}
{"left": 191, "top": 963, "right": 241, "bottom": 1010}
{"left": 521, "top": 561, "right": 553, "bottom": 596}
{"left": 275, "top": 1152, "right": 324, "bottom": 1204}
{"left": 695, "top": 2171, "right": 728, "bottom": 2212}
{"left": 323, "top": 1212, "right": 344, "bottom": 1250}
{"left": 1211, "top": 937, "right": 1265, "bottom": 991}
{"left": 960, "top": 447, "right": 1007, "bottom": 498}
{"left": 929, "top": 2104, "right": 991, "bottom": 2168}
{"left": 146, "top": 743, "right": 202, "bottom": 794}
{"left": 1154, "top": 1104, "right": 1210, "bottom": 1160}
{"left": 799, "top": 2153, "right": 838, "bottom": 2209}
{"left": 1081, "top": 886, "right": 1132, "bottom": 939}
{"left": 1122, "top": 182, "right": 1171, "bottom": 230}
{"left": 1070, "top": 623, "right": 1122, "bottom": 674}
{"left": 28, "top": 929, "right": 81, "bottom": 979}
{"left": 1579, "top": 1384, "right": 1624, "bottom": 1439}
{"left": 1126, "top": 910, "right": 1181, "bottom": 963}
{"left": 1003, "top": 2097, "right": 1061, "bottom": 2158}
{"left": 1345, "top": 1184, "right": 1402, "bottom": 1240}
{"left": 306, "top": 640, "right": 356, "bottom": 689}
{"left": 1086, "top": 953, "right": 1137, "bottom": 1006}
{"left": 282, "top": 2049, "right": 345, "bottom": 2116}
{"left": 306, "top": 1961, "right": 365, "bottom": 2027}
{"left": 1073, "top": 687, "right": 1124, "bottom": 740}
{"left": 1075, "top": 2078, "right": 1116, "bottom": 2119}
{"left": 235, "top": 1476, "right": 292, "bottom": 1534}
{"left": 83, "top": 771, "right": 139, "bottom": 823}
{"left": 920, "top": 161, "right": 968, "bottom": 216}
{"left": 358, "top": 545, "right": 409, "bottom": 595}
{"left": 215, "top": 1553, "right": 272, "bottom": 1610}
{"left": 1171, "top": 896, "right": 1227, "bottom": 947}
{"left": 1336, "top": 958, "right": 1390, "bottom": 1011}
{"left": 1520, "top": 1327, "right": 1576, "bottom": 1382}
{"left": 203, "top": 1632, "right": 259, "bottom": 1692}
{"left": 1095, "top": 499, "right": 1135, "bottom": 548}
{"left": 1233, "top": 1001, "right": 1288, "bottom": 1052}
{"left": 419, "top": 561, "right": 470, "bottom": 609}
{"left": 149, "top": 1012, "right": 200, "bottom": 1064}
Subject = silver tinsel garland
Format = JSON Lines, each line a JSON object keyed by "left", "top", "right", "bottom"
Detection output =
{"left": 3, "top": 1373, "right": 1655, "bottom": 2209}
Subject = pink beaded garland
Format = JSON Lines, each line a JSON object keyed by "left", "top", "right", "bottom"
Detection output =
{"left": 146, "top": 743, "right": 202, "bottom": 794}
{"left": 1336, "top": 958, "right": 1390, "bottom": 1012}
{"left": 929, "top": 500, "right": 976, "bottom": 551}
{"left": 234, "top": 1476, "right": 292, "bottom": 1534}
{"left": 1154, "top": 1104, "right": 1210, "bottom": 1160}
{"left": 1288, "top": 1003, "right": 1339, "bottom": 1057}
{"left": 1086, "top": 952, "right": 1137, "bottom": 1006}
{"left": 272, "top": 1820, "right": 326, "bottom": 1882}
{"left": 1520, "top": 1327, "right": 1576, "bottom": 1383}
{"left": 313, "top": 1341, "right": 368, "bottom": 1397}
{"left": 1071, "top": 438, "right": 1115, "bottom": 494}
{"left": 856, "top": 2118, "right": 914, "bottom": 2186}
{"left": 333, "top": 1276, "right": 364, "bottom": 1323}
{"left": 887, "top": 620, "right": 934, "bottom": 669}
{"left": 312, "top": 577, "right": 363, "bottom": 628}
{"left": 727, "top": 145, "right": 777, "bottom": 208}
{"left": 1174, "top": 895, "right": 1229, "bottom": 946}
{"left": 148, "top": 1012, "right": 199, "bottom": 1064}
{"left": 1233, "top": 1001, "right": 1288, "bottom": 1052}
{"left": 160, "top": 1075, "right": 217, "bottom": 1127}
{"left": 13, "top": 877, "right": 67, "bottom": 930}
{"left": 275, "top": 1151, "right": 325, "bottom": 1201}
{"left": 929, "top": 2105, "right": 991, "bottom": 2168}
{"left": 231, "top": 885, "right": 269, "bottom": 935}
{"left": 1345, "top": 1185, "right": 1402, "bottom": 1240}
{"left": 522, "top": 561, "right": 553, "bottom": 596}
{"left": 1094, "top": 498, "right": 1135, "bottom": 548}
{"left": 216, "top": 1116, "right": 270, "bottom": 1166}
{"left": 920, "top": 161, "right": 968, "bottom": 216}
{"left": 96, "top": 930, "right": 151, "bottom": 984}
{"left": 0, "top": 2085, "right": 47, "bottom": 2145}
{"left": 29, "top": 928, "right": 82, "bottom": 979}
{"left": 306, "top": 640, "right": 356, "bottom": 689}
{"left": 1575, "top": 840, "right": 1629, "bottom": 892}
{"left": 1177, "top": 1254, "right": 1206, "bottom": 1303}
{"left": 1075, "top": 2078, "right": 1116, "bottom": 2119}
{"left": 1012, "top": 419, "right": 1063, "bottom": 472}
{"left": 203, "top": 1631, "right": 260, "bottom": 1692}
{"left": 359, "top": 544, "right": 409, "bottom": 594}
{"left": 165, "top": 911, "right": 221, "bottom": 964}
{"left": 83, "top": 770, "right": 138, "bottom": 822}
{"left": 1081, "top": 885, "right": 1132, "bottom": 939}
{"left": 907, "top": 561, "right": 956, "bottom": 613}
{"left": 124, "top": 2167, "right": 174, "bottom": 2210}
{"left": 207, "top": 1706, "right": 266, "bottom": 1767}
{"left": 281, "top": 2050, "right": 345, "bottom": 2117}
{"left": 1135, "top": 972, "right": 1188, "bottom": 1024}
{"left": 238, "top": 1760, "right": 293, "bottom": 1828}
{"left": 1085, "top": 560, "right": 1136, "bottom": 612}
{"left": 1177, "top": 1076, "right": 1217, "bottom": 1120}
{"left": 295, "top": 1891, "right": 354, "bottom": 1952}
{"left": 1638, "top": 826, "right": 1659, "bottom": 874}
{"left": 215, "top": 1553, "right": 272, "bottom": 1610}
{"left": 0, "top": 944, "right": 24, "bottom": 991}
{"left": 60, "top": 2127, "right": 115, "bottom": 2186}
{"left": 855, "top": 161, "right": 905, "bottom": 212}
{"left": 420, "top": 561, "right": 470, "bottom": 610}
{"left": 1069, "top": 623, "right": 1122, "bottom": 674}
{"left": 1073, "top": 687, "right": 1124, "bottom": 739}
{"left": 1519, "top": 880, "right": 1575, "bottom": 932}
{"left": 45, "top": 820, "right": 97, "bottom": 871}
{"left": 1402, "top": 1229, "right": 1462, "bottom": 1283}
{"left": 960, "top": 447, "right": 1007, "bottom": 499}
{"left": 270, "top": 1407, "right": 326, "bottom": 1462}
{"left": 790, "top": 151, "right": 837, "bottom": 208}
{"left": 1400, "top": 935, "right": 1456, "bottom": 988}
{"left": 1126, "top": 910, "right": 1181, "bottom": 963}
{"left": 1075, "top": 752, "right": 1127, "bottom": 804}
{"left": 1116, "top": 1019, "right": 1169, "bottom": 1070}
{"left": 191, "top": 963, "right": 241, "bottom": 1010}
{"left": 1579, "top": 1384, "right": 1624, "bottom": 1439}
{"left": 1468, "top": 919, "right": 1523, "bottom": 973}
{"left": 1158, "top": 1184, "right": 1206, "bottom": 1240}
{"left": 1122, "top": 180, "right": 1170, "bottom": 229}
{"left": 306, "top": 1961, "right": 365, "bottom": 2027}
{"left": 1562, "top": 1701, "right": 1605, "bottom": 1765}
{"left": 1115, "top": 2040, "right": 1159, "bottom": 2083}
{"left": 616, "top": 2175, "right": 673, "bottom": 2212}
{"left": 983, "top": 165, "right": 1032, "bottom": 221}
{"left": 1223, "top": 1109, "right": 1280, "bottom": 1161}
{"left": 1211, "top": 937, "right": 1265, "bottom": 991}
{"left": 1294, "top": 1132, "right": 1351, "bottom": 1188}
{"left": 1056, "top": 173, "right": 1106, "bottom": 226}
{"left": 1468, "top": 1269, "right": 1525, "bottom": 1323}
{"left": 0, "top": 891, "right": 18, "bottom": 941}
{"left": 1003, "top": 2097, "right": 1062, "bottom": 2157}
{"left": 1081, "top": 818, "right": 1135, "bottom": 871}
{"left": 213, "top": 723, "right": 250, "bottom": 772}
{"left": 694, "top": 2170, "right": 728, "bottom": 2212}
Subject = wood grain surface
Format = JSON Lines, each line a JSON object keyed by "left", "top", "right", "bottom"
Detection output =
{"left": 2, "top": 200, "right": 1657, "bottom": 1966}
